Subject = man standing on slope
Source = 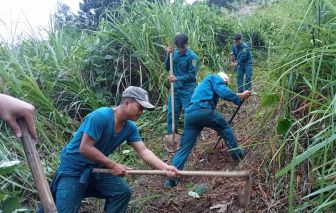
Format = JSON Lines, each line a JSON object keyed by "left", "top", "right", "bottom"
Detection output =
{"left": 231, "top": 33, "right": 253, "bottom": 92}
{"left": 165, "top": 73, "right": 251, "bottom": 187}
{"left": 38, "top": 86, "right": 179, "bottom": 213}
{"left": 165, "top": 33, "right": 199, "bottom": 134}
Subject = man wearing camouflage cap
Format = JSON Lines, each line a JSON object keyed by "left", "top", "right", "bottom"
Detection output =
{"left": 38, "top": 86, "right": 179, "bottom": 213}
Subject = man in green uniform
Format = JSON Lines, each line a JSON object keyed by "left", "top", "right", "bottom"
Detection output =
{"left": 165, "top": 33, "right": 199, "bottom": 133}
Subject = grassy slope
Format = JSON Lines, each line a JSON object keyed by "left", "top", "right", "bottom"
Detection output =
{"left": 1, "top": 0, "right": 335, "bottom": 212}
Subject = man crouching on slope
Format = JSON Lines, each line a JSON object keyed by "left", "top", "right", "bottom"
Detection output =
{"left": 38, "top": 86, "right": 179, "bottom": 213}
{"left": 165, "top": 72, "right": 251, "bottom": 187}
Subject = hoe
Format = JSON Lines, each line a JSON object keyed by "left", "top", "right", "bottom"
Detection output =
{"left": 18, "top": 117, "right": 252, "bottom": 213}
{"left": 93, "top": 168, "right": 252, "bottom": 208}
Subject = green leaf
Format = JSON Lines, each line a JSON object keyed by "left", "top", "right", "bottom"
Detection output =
{"left": 272, "top": 93, "right": 280, "bottom": 103}
{"left": 7, "top": 191, "right": 21, "bottom": 196}
{"left": 205, "top": 148, "right": 213, "bottom": 153}
{"left": 323, "top": 0, "right": 336, "bottom": 14}
{"left": 276, "top": 133, "right": 336, "bottom": 178}
{"left": 303, "top": 184, "right": 336, "bottom": 199}
{"left": 195, "top": 184, "right": 206, "bottom": 196}
{"left": 261, "top": 94, "right": 274, "bottom": 106}
{"left": 277, "top": 118, "right": 291, "bottom": 135}
{"left": 0, "top": 197, "right": 20, "bottom": 213}
{"left": 185, "top": 182, "right": 194, "bottom": 190}
{"left": 261, "top": 93, "right": 280, "bottom": 106}
{"left": 104, "top": 55, "right": 113, "bottom": 59}
{"left": 0, "top": 161, "right": 20, "bottom": 175}
{"left": 0, "top": 194, "right": 7, "bottom": 203}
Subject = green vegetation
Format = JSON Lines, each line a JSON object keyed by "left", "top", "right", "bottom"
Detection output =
{"left": 0, "top": 0, "right": 335, "bottom": 212}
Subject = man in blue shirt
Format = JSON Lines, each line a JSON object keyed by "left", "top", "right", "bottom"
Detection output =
{"left": 38, "top": 86, "right": 179, "bottom": 213}
{"left": 165, "top": 73, "right": 252, "bottom": 187}
{"left": 231, "top": 34, "right": 253, "bottom": 92}
{"left": 165, "top": 33, "right": 199, "bottom": 134}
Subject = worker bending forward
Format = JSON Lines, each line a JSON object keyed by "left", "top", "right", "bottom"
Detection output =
{"left": 165, "top": 73, "right": 251, "bottom": 187}
{"left": 38, "top": 86, "right": 179, "bottom": 213}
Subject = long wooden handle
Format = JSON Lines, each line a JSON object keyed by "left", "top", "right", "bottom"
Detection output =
{"left": 170, "top": 52, "right": 175, "bottom": 135}
{"left": 92, "top": 168, "right": 250, "bottom": 177}
{"left": 213, "top": 87, "right": 253, "bottom": 150}
{"left": 18, "top": 119, "right": 58, "bottom": 213}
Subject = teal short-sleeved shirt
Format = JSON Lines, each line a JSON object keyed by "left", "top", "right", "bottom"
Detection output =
{"left": 65, "top": 107, "right": 142, "bottom": 165}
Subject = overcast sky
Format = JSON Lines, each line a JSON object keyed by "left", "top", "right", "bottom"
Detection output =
{"left": 0, "top": 0, "right": 197, "bottom": 42}
{"left": 0, "top": 0, "right": 82, "bottom": 42}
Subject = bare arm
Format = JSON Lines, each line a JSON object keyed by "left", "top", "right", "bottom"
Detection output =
{"left": 130, "top": 141, "right": 179, "bottom": 178}
{"left": 237, "top": 91, "right": 252, "bottom": 100}
{"left": 79, "top": 133, "right": 132, "bottom": 177}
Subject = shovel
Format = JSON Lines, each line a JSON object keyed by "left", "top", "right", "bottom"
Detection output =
{"left": 92, "top": 168, "right": 252, "bottom": 208}
{"left": 164, "top": 53, "right": 181, "bottom": 153}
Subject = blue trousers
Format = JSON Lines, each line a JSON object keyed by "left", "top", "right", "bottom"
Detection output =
{"left": 37, "top": 173, "right": 131, "bottom": 213}
{"left": 237, "top": 64, "right": 253, "bottom": 93}
{"left": 167, "top": 86, "right": 194, "bottom": 134}
{"left": 168, "top": 108, "right": 244, "bottom": 182}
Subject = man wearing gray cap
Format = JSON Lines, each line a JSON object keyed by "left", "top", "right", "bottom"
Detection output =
{"left": 38, "top": 86, "right": 179, "bottom": 213}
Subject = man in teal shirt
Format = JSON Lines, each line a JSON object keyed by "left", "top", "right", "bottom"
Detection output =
{"left": 38, "top": 86, "right": 179, "bottom": 213}
{"left": 165, "top": 73, "right": 251, "bottom": 187}
{"left": 231, "top": 34, "right": 253, "bottom": 92}
{"left": 165, "top": 33, "right": 199, "bottom": 134}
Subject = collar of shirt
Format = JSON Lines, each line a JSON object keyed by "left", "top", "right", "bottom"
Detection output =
{"left": 178, "top": 48, "right": 191, "bottom": 56}
{"left": 235, "top": 42, "right": 247, "bottom": 49}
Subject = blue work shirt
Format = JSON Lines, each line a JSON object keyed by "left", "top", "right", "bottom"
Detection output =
{"left": 165, "top": 48, "right": 199, "bottom": 88}
{"left": 187, "top": 74, "right": 242, "bottom": 113}
{"left": 65, "top": 107, "right": 142, "bottom": 166}
{"left": 47, "top": 107, "right": 142, "bottom": 201}
{"left": 232, "top": 42, "right": 253, "bottom": 66}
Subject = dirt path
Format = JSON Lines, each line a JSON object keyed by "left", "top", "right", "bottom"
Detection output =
{"left": 126, "top": 82, "right": 273, "bottom": 213}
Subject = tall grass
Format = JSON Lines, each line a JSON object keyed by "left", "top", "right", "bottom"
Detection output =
{"left": 1, "top": 0, "right": 334, "bottom": 211}
{"left": 96, "top": 0, "right": 235, "bottom": 102}
{"left": 0, "top": 0, "right": 234, "bottom": 210}
{"left": 238, "top": 0, "right": 336, "bottom": 211}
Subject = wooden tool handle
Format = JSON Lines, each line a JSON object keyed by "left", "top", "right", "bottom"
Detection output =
{"left": 18, "top": 119, "right": 58, "bottom": 213}
{"left": 92, "top": 169, "right": 251, "bottom": 178}
{"left": 213, "top": 87, "right": 253, "bottom": 150}
{"left": 169, "top": 52, "right": 175, "bottom": 135}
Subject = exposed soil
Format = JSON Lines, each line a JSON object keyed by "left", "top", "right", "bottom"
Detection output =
{"left": 124, "top": 84, "right": 276, "bottom": 213}
{"left": 75, "top": 81, "right": 296, "bottom": 213}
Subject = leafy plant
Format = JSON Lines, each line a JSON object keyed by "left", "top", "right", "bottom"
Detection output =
{"left": 0, "top": 161, "right": 27, "bottom": 213}
{"left": 195, "top": 183, "right": 206, "bottom": 196}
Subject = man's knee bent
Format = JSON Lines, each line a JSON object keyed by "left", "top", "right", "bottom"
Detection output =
{"left": 117, "top": 184, "right": 132, "bottom": 199}
{"left": 106, "top": 185, "right": 132, "bottom": 203}
{"left": 124, "top": 185, "right": 132, "bottom": 198}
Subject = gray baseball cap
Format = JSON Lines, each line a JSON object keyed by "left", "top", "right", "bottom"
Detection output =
{"left": 122, "top": 86, "right": 155, "bottom": 111}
